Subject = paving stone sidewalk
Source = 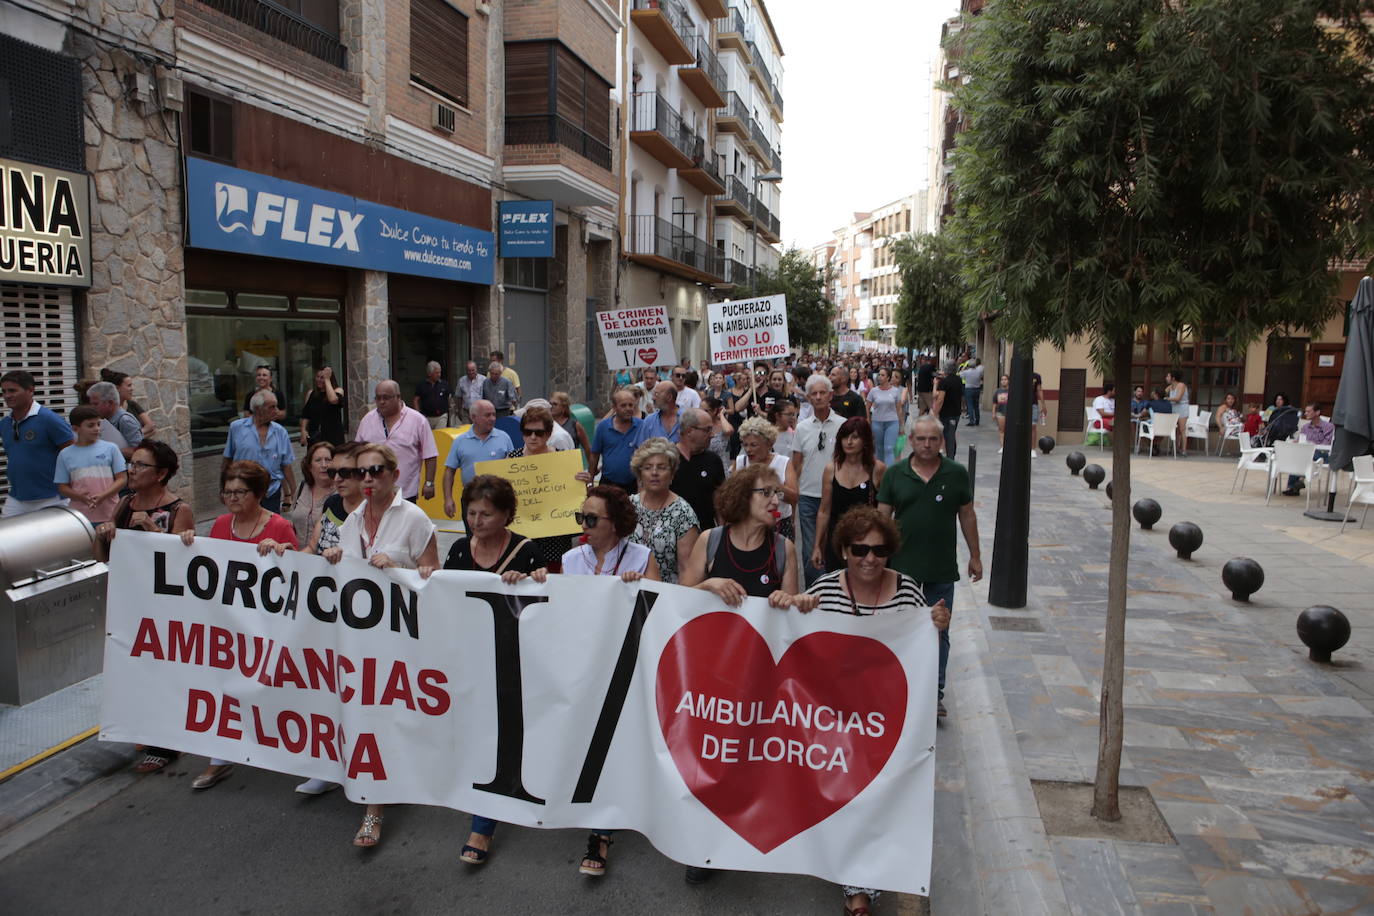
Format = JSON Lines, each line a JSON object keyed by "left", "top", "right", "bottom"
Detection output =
{"left": 935, "top": 426, "right": 1374, "bottom": 915}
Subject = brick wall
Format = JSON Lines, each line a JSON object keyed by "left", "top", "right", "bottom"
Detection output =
{"left": 386, "top": 0, "right": 489, "bottom": 157}
{"left": 502, "top": 143, "right": 616, "bottom": 193}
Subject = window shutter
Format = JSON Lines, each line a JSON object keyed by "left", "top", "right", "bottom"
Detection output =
{"left": 0, "top": 284, "right": 78, "bottom": 500}
{"left": 504, "top": 42, "right": 551, "bottom": 116}
{"left": 1057, "top": 368, "right": 1086, "bottom": 432}
{"left": 411, "top": 0, "right": 469, "bottom": 107}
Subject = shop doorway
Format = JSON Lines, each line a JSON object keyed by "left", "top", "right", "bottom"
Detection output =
{"left": 504, "top": 289, "right": 549, "bottom": 400}
{"left": 392, "top": 315, "right": 447, "bottom": 403}
{"left": 1264, "top": 335, "right": 1308, "bottom": 407}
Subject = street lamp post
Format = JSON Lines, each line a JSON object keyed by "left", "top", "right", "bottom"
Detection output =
{"left": 750, "top": 171, "right": 783, "bottom": 294}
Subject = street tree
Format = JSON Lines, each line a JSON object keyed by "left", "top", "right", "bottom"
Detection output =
{"left": 755, "top": 249, "right": 834, "bottom": 350}
{"left": 893, "top": 233, "right": 968, "bottom": 353}
{"left": 947, "top": 0, "right": 1374, "bottom": 821}
{"left": 864, "top": 321, "right": 883, "bottom": 341}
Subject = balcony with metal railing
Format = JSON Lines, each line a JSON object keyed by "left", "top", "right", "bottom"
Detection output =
{"left": 678, "top": 33, "right": 727, "bottom": 108}
{"left": 627, "top": 214, "right": 723, "bottom": 283}
{"left": 714, "top": 6, "right": 748, "bottom": 54}
{"left": 630, "top": 92, "right": 698, "bottom": 170}
{"left": 712, "top": 174, "right": 753, "bottom": 221}
{"left": 715, "top": 91, "right": 749, "bottom": 135}
{"left": 505, "top": 115, "right": 613, "bottom": 171}
{"left": 768, "top": 85, "right": 783, "bottom": 121}
{"left": 197, "top": 0, "right": 347, "bottom": 67}
{"left": 630, "top": 0, "right": 694, "bottom": 66}
{"left": 719, "top": 257, "right": 756, "bottom": 290}
{"left": 680, "top": 140, "right": 726, "bottom": 195}
{"left": 696, "top": 0, "right": 727, "bottom": 19}
{"left": 747, "top": 117, "right": 769, "bottom": 160}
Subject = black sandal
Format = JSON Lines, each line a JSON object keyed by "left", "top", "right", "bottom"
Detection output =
{"left": 578, "top": 833, "right": 612, "bottom": 876}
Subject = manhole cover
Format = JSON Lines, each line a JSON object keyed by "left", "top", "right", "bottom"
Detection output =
{"left": 988, "top": 616, "right": 1044, "bottom": 632}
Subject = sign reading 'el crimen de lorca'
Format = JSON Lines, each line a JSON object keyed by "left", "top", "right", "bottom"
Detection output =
{"left": 0, "top": 156, "right": 92, "bottom": 288}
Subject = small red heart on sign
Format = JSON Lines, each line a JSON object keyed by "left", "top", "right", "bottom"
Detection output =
{"left": 637, "top": 348, "right": 658, "bottom": 365}
{"left": 656, "top": 612, "right": 906, "bottom": 853}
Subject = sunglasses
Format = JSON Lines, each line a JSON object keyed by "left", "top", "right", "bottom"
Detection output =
{"left": 522, "top": 427, "right": 551, "bottom": 437}
{"left": 575, "top": 511, "right": 603, "bottom": 527}
{"left": 848, "top": 544, "right": 893, "bottom": 558}
{"left": 818, "top": 431, "right": 827, "bottom": 451}
{"left": 327, "top": 467, "right": 362, "bottom": 479}
{"left": 358, "top": 464, "right": 389, "bottom": 477}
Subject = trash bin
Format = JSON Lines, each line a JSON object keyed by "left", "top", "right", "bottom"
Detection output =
{"left": 0, "top": 506, "right": 108, "bottom": 706}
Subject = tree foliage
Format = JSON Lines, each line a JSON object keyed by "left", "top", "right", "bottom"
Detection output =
{"left": 755, "top": 248, "right": 835, "bottom": 349}
{"left": 948, "top": 0, "right": 1374, "bottom": 366}
{"left": 864, "top": 321, "right": 884, "bottom": 341}
{"left": 893, "top": 233, "right": 969, "bottom": 353}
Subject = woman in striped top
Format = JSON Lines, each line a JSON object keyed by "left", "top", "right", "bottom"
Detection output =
{"left": 780, "top": 505, "right": 949, "bottom": 916}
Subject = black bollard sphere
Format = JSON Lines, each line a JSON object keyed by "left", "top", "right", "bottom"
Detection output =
{"left": 1066, "top": 451, "right": 1087, "bottom": 476}
{"left": 1083, "top": 464, "right": 1106, "bottom": 489}
{"left": 1296, "top": 606, "right": 1352, "bottom": 663}
{"left": 1168, "top": 521, "right": 1203, "bottom": 559}
{"left": 1132, "top": 498, "right": 1163, "bottom": 530}
{"left": 1038, "top": 436, "right": 1055, "bottom": 455}
{"left": 1221, "top": 557, "right": 1265, "bottom": 602}
{"left": 1105, "top": 480, "right": 1114, "bottom": 501}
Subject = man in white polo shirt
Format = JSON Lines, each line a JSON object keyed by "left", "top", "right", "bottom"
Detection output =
{"left": 787, "top": 374, "right": 845, "bottom": 586}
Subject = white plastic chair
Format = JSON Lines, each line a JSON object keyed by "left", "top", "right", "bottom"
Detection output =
{"left": 1186, "top": 410, "right": 1211, "bottom": 455}
{"left": 1340, "top": 455, "right": 1374, "bottom": 533}
{"left": 1231, "top": 432, "right": 1273, "bottom": 493}
{"left": 1085, "top": 406, "right": 1109, "bottom": 452}
{"left": 1217, "top": 422, "right": 1243, "bottom": 457}
{"left": 1266, "top": 440, "right": 1324, "bottom": 507}
{"left": 1188, "top": 404, "right": 1200, "bottom": 419}
{"left": 1137, "top": 409, "right": 1176, "bottom": 458}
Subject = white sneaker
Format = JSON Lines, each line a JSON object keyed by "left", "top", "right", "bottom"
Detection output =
{"left": 997, "top": 447, "right": 1004, "bottom": 455}
{"left": 1030, "top": 451, "right": 1038, "bottom": 458}
{"left": 295, "top": 778, "right": 340, "bottom": 795}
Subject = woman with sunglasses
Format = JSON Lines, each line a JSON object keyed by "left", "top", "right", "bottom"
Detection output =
{"left": 506, "top": 405, "right": 578, "bottom": 570}
{"left": 288, "top": 441, "right": 334, "bottom": 547}
{"left": 178, "top": 460, "right": 298, "bottom": 791}
{"left": 558, "top": 484, "right": 658, "bottom": 878}
{"left": 628, "top": 438, "right": 699, "bottom": 584}
{"left": 302, "top": 442, "right": 364, "bottom": 554}
{"left": 811, "top": 417, "right": 886, "bottom": 574}
{"left": 96, "top": 439, "right": 193, "bottom": 774}
{"left": 778, "top": 506, "right": 949, "bottom": 916}
{"left": 323, "top": 443, "right": 439, "bottom": 848}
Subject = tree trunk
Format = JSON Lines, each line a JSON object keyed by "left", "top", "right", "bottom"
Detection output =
{"left": 1091, "top": 334, "right": 1133, "bottom": 822}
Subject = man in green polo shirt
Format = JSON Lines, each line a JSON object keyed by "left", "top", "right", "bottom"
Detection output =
{"left": 878, "top": 415, "right": 982, "bottom": 718}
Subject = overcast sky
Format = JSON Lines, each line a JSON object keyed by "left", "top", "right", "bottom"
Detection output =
{"left": 767, "top": 0, "right": 962, "bottom": 249}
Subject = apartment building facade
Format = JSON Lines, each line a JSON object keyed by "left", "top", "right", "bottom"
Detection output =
{"left": 816, "top": 193, "right": 927, "bottom": 344}
{"left": 620, "top": 0, "right": 783, "bottom": 365}
{"left": 0, "top": 0, "right": 619, "bottom": 512}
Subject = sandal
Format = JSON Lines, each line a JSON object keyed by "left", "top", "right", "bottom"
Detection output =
{"left": 190, "top": 763, "right": 233, "bottom": 790}
{"left": 134, "top": 752, "right": 175, "bottom": 774}
{"left": 353, "top": 813, "right": 383, "bottom": 848}
{"left": 579, "top": 833, "right": 612, "bottom": 877}
{"left": 460, "top": 832, "right": 491, "bottom": 865}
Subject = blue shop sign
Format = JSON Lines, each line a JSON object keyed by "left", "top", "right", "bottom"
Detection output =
{"left": 498, "top": 199, "right": 555, "bottom": 257}
{"left": 185, "top": 157, "right": 494, "bottom": 285}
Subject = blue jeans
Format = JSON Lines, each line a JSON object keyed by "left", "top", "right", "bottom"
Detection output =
{"left": 262, "top": 489, "right": 282, "bottom": 513}
{"left": 799, "top": 494, "right": 823, "bottom": 586}
{"left": 915, "top": 581, "right": 955, "bottom": 699}
{"left": 941, "top": 415, "right": 960, "bottom": 459}
{"left": 965, "top": 388, "right": 982, "bottom": 425}
{"left": 471, "top": 815, "right": 612, "bottom": 841}
{"left": 872, "top": 419, "right": 898, "bottom": 466}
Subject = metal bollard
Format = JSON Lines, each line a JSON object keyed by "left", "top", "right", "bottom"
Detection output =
{"left": 968, "top": 444, "right": 977, "bottom": 496}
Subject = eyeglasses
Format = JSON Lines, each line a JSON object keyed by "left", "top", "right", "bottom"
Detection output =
{"left": 751, "top": 487, "right": 784, "bottom": 499}
{"left": 374, "top": 394, "right": 398, "bottom": 401}
{"left": 521, "top": 427, "right": 551, "bottom": 437}
{"left": 358, "top": 464, "right": 389, "bottom": 478}
{"left": 220, "top": 488, "right": 251, "bottom": 499}
{"left": 127, "top": 461, "right": 158, "bottom": 471}
{"left": 818, "top": 431, "right": 827, "bottom": 451}
{"left": 575, "top": 511, "right": 603, "bottom": 527}
{"left": 848, "top": 544, "right": 893, "bottom": 558}
{"left": 326, "top": 467, "right": 362, "bottom": 479}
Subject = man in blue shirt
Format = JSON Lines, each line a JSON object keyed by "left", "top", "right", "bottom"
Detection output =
{"left": 590, "top": 388, "right": 643, "bottom": 490}
{"left": 223, "top": 390, "right": 296, "bottom": 513}
{"left": 442, "top": 399, "right": 514, "bottom": 518}
{"left": 1, "top": 369, "right": 75, "bottom": 516}
{"left": 633, "top": 381, "right": 682, "bottom": 446}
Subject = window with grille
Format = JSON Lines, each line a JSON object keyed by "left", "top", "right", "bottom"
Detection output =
{"left": 411, "top": 0, "right": 469, "bottom": 107}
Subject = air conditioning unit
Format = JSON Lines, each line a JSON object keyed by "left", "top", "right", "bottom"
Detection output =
{"left": 431, "top": 101, "right": 456, "bottom": 134}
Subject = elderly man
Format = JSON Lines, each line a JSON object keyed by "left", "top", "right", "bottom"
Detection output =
{"left": 442, "top": 399, "right": 514, "bottom": 518}
{"left": 0, "top": 369, "right": 75, "bottom": 516}
{"left": 880, "top": 414, "right": 981, "bottom": 717}
{"left": 241, "top": 365, "right": 286, "bottom": 421}
{"left": 482, "top": 362, "right": 520, "bottom": 417}
{"left": 671, "top": 365, "right": 702, "bottom": 411}
{"left": 637, "top": 366, "right": 660, "bottom": 416}
{"left": 89, "top": 380, "right": 143, "bottom": 459}
{"left": 413, "top": 361, "right": 453, "bottom": 430}
{"left": 355, "top": 379, "right": 438, "bottom": 502}
{"left": 672, "top": 407, "right": 725, "bottom": 529}
{"left": 634, "top": 380, "right": 683, "bottom": 446}
{"left": 490, "top": 350, "right": 522, "bottom": 399}
{"left": 1285, "top": 403, "right": 1336, "bottom": 495}
{"left": 787, "top": 375, "right": 846, "bottom": 585}
{"left": 590, "top": 388, "right": 643, "bottom": 491}
{"left": 456, "top": 361, "right": 485, "bottom": 424}
{"left": 223, "top": 390, "right": 296, "bottom": 513}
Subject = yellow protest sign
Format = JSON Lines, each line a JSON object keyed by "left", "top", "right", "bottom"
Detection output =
{"left": 419, "top": 425, "right": 470, "bottom": 532}
{"left": 473, "top": 450, "right": 585, "bottom": 538}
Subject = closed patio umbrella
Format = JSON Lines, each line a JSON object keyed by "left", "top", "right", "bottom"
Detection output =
{"left": 1308, "top": 276, "right": 1374, "bottom": 520}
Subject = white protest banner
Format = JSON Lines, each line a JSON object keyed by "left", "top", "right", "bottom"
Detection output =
{"left": 596, "top": 306, "right": 677, "bottom": 370}
{"left": 708, "top": 294, "right": 790, "bottom": 365}
{"left": 101, "top": 532, "right": 936, "bottom": 895}
{"left": 838, "top": 332, "right": 862, "bottom": 353}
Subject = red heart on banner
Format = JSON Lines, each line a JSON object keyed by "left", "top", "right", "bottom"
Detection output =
{"left": 656, "top": 612, "right": 907, "bottom": 853}
{"left": 637, "top": 347, "right": 658, "bottom": 365}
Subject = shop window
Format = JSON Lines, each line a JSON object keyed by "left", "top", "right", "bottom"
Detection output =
{"left": 298, "top": 297, "right": 341, "bottom": 313}
{"left": 186, "top": 90, "right": 235, "bottom": 163}
{"left": 187, "top": 289, "right": 230, "bottom": 308}
{"left": 503, "top": 258, "right": 549, "bottom": 290}
{"left": 236, "top": 293, "right": 290, "bottom": 311}
{"left": 1130, "top": 324, "right": 1244, "bottom": 414}
{"left": 411, "top": 0, "right": 469, "bottom": 107}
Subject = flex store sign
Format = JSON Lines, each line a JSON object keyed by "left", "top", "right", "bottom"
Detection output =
{"left": 0, "top": 157, "right": 92, "bottom": 288}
